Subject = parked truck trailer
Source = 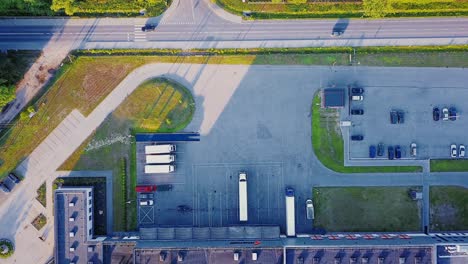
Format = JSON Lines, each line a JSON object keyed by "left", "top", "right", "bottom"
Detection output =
{"left": 285, "top": 187, "right": 296, "bottom": 237}
{"left": 145, "top": 154, "right": 175, "bottom": 164}
{"left": 144, "top": 165, "right": 175, "bottom": 174}
{"left": 145, "top": 144, "right": 176, "bottom": 154}
{"left": 239, "top": 172, "right": 248, "bottom": 222}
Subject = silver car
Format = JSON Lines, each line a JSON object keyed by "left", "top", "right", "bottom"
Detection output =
{"left": 410, "top": 143, "right": 417, "bottom": 157}
{"left": 451, "top": 144, "right": 457, "bottom": 158}
{"left": 459, "top": 145, "right": 465, "bottom": 158}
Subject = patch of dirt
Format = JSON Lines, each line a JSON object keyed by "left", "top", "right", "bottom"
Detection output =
{"left": 431, "top": 203, "right": 458, "bottom": 228}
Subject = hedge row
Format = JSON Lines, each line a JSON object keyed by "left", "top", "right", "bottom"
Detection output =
{"left": 73, "top": 45, "right": 468, "bottom": 57}
{"left": 120, "top": 158, "right": 128, "bottom": 230}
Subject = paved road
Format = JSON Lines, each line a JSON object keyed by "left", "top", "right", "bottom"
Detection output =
{"left": 0, "top": 0, "right": 468, "bottom": 49}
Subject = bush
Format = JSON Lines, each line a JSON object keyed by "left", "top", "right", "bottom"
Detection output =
{"left": 0, "top": 239, "right": 14, "bottom": 259}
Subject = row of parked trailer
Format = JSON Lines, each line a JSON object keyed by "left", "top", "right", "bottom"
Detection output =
{"left": 144, "top": 144, "right": 176, "bottom": 174}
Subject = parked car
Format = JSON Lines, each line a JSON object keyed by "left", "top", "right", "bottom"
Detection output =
{"left": 139, "top": 199, "right": 154, "bottom": 206}
{"left": 410, "top": 143, "right": 417, "bottom": 157}
{"left": 350, "top": 109, "right": 364, "bottom": 115}
{"left": 8, "top": 173, "right": 20, "bottom": 184}
{"left": 306, "top": 199, "right": 314, "bottom": 220}
{"left": 390, "top": 111, "right": 398, "bottom": 124}
{"left": 397, "top": 111, "right": 405, "bottom": 124}
{"left": 351, "top": 95, "right": 363, "bottom": 101}
{"left": 351, "top": 135, "right": 364, "bottom": 141}
{"left": 395, "top": 145, "right": 402, "bottom": 159}
{"left": 460, "top": 145, "right": 465, "bottom": 158}
{"left": 388, "top": 146, "right": 395, "bottom": 160}
{"left": 451, "top": 144, "right": 457, "bottom": 158}
{"left": 141, "top": 24, "right": 156, "bottom": 32}
{"left": 369, "top": 145, "right": 376, "bottom": 158}
{"left": 377, "top": 143, "right": 384, "bottom": 156}
{"left": 442, "top": 108, "right": 449, "bottom": 121}
{"left": 449, "top": 107, "right": 457, "bottom": 121}
{"left": 351, "top": 88, "right": 364, "bottom": 95}
{"left": 433, "top": 107, "right": 440, "bottom": 121}
{"left": 0, "top": 182, "right": 10, "bottom": 193}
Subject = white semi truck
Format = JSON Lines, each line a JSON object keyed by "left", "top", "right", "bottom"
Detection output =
{"left": 145, "top": 154, "right": 175, "bottom": 164}
{"left": 285, "top": 187, "right": 296, "bottom": 237}
{"left": 145, "top": 144, "right": 176, "bottom": 154}
{"left": 144, "top": 165, "right": 175, "bottom": 174}
{"left": 239, "top": 172, "right": 248, "bottom": 222}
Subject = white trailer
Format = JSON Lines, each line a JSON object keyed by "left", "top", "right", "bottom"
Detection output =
{"left": 285, "top": 187, "right": 296, "bottom": 237}
{"left": 144, "top": 165, "right": 175, "bottom": 174}
{"left": 145, "top": 154, "right": 175, "bottom": 164}
{"left": 239, "top": 172, "right": 248, "bottom": 222}
{"left": 145, "top": 144, "right": 176, "bottom": 154}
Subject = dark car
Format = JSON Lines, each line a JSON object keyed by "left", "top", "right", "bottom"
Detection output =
{"left": 351, "top": 88, "right": 364, "bottom": 95}
{"left": 449, "top": 107, "right": 457, "bottom": 121}
{"left": 0, "top": 182, "right": 10, "bottom": 193}
{"left": 351, "top": 135, "right": 364, "bottom": 141}
{"left": 377, "top": 143, "right": 384, "bottom": 156}
{"left": 8, "top": 173, "right": 20, "bottom": 184}
{"left": 141, "top": 24, "right": 156, "bottom": 32}
{"left": 395, "top": 145, "right": 402, "bottom": 159}
{"left": 388, "top": 146, "right": 395, "bottom": 160}
{"left": 433, "top": 107, "right": 440, "bottom": 121}
{"left": 177, "top": 205, "right": 192, "bottom": 213}
{"left": 390, "top": 111, "right": 398, "bottom": 124}
{"left": 369, "top": 145, "right": 376, "bottom": 158}
{"left": 397, "top": 111, "right": 405, "bottom": 124}
{"left": 1, "top": 101, "right": 14, "bottom": 114}
{"left": 351, "top": 109, "right": 364, "bottom": 115}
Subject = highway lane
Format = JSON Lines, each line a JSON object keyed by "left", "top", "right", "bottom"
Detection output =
{"left": 0, "top": 17, "right": 468, "bottom": 45}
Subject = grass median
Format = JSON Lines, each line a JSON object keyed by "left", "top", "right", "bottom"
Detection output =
{"left": 314, "top": 187, "right": 420, "bottom": 232}
{"left": 311, "top": 93, "right": 421, "bottom": 173}
{"left": 430, "top": 159, "right": 468, "bottom": 172}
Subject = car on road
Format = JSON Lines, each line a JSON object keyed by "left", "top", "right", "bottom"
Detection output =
{"left": 8, "top": 173, "right": 20, "bottom": 184}
{"left": 397, "top": 111, "right": 404, "bottom": 124}
{"left": 351, "top": 95, "right": 363, "bottom": 101}
{"left": 395, "top": 145, "right": 402, "bottom": 159}
{"left": 442, "top": 108, "right": 449, "bottom": 121}
{"left": 351, "top": 135, "right": 363, "bottom": 141}
{"left": 330, "top": 30, "right": 342, "bottom": 37}
{"left": 390, "top": 111, "right": 398, "bottom": 124}
{"left": 377, "top": 143, "right": 384, "bottom": 156}
{"left": 451, "top": 144, "right": 457, "bottom": 158}
{"left": 351, "top": 88, "right": 364, "bottom": 95}
{"left": 177, "top": 205, "right": 192, "bottom": 213}
{"left": 433, "top": 107, "right": 440, "bottom": 121}
{"left": 306, "top": 199, "right": 314, "bottom": 220}
{"left": 460, "top": 145, "right": 465, "bottom": 158}
{"left": 141, "top": 24, "right": 156, "bottom": 32}
{"left": 410, "top": 143, "right": 417, "bottom": 157}
{"left": 449, "top": 107, "right": 457, "bottom": 121}
{"left": 350, "top": 109, "right": 364, "bottom": 115}
{"left": 388, "top": 146, "right": 395, "bottom": 160}
{"left": 369, "top": 145, "right": 376, "bottom": 158}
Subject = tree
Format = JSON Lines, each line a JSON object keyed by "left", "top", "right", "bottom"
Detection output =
{"left": 363, "top": 0, "right": 393, "bottom": 18}
{"left": 51, "top": 0, "right": 75, "bottom": 15}
{"left": 0, "top": 85, "right": 15, "bottom": 109}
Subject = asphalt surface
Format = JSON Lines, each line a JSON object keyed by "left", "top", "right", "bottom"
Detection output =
{"left": 0, "top": 0, "right": 468, "bottom": 49}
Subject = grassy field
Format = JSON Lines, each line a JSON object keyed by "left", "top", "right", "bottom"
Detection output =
{"left": 35, "top": 182, "right": 46, "bottom": 208}
{"left": 216, "top": 0, "right": 468, "bottom": 18}
{"left": 430, "top": 159, "right": 468, "bottom": 172}
{"left": 314, "top": 187, "right": 420, "bottom": 232}
{"left": 0, "top": 0, "right": 168, "bottom": 16}
{"left": 311, "top": 93, "right": 421, "bottom": 173}
{"left": 59, "top": 78, "right": 195, "bottom": 231}
{"left": 430, "top": 186, "right": 468, "bottom": 231}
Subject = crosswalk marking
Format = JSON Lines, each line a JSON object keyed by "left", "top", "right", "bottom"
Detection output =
{"left": 134, "top": 24, "right": 146, "bottom": 42}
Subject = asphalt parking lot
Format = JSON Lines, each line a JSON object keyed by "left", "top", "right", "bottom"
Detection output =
{"left": 348, "top": 87, "right": 468, "bottom": 160}
{"left": 132, "top": 65, "right": 467, "bottom": 234}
